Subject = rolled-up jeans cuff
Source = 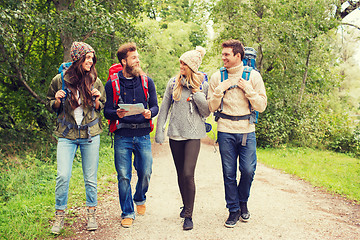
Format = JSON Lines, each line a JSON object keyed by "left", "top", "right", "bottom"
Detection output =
{"left": 134, "top": 200, "right": 146, "bottom": 206}
{"left": 122, "top": 212, "right": 136, "bottom": 220}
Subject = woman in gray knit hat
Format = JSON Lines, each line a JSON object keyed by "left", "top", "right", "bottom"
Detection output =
{"left": 155, "top": 46, "right": 210, "bottom": 230}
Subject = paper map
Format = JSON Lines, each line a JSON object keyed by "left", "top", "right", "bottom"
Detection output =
{"left": 118, "top": 103, "right": 145, "bottom": 116}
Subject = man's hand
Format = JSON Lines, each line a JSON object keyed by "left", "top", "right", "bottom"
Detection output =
{"left": 236, "top": 78, "right": 251, "bottom": 91}
{"left": 116, "top": 108, "right": 128, "bottom": 118}
{"left": 142, "top": 109, "right": 152, "bottom": 119}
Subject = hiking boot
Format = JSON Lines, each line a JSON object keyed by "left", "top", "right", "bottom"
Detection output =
{"left": 136, "top": 204, "right": 146, "bottom": 215}
{"left": 224, "top": 210, "right": 240, "bottom": 228}
{"left": 51, "top": 211, "right": 65, "bottom": 234}
{"left": 183, "top": 217, "right": 193, "bottom": 230}
{"left": 86, "top": 208, "right": 98, "bottom": 231}
{"left": 121, "top": 218, "right": 134, "bottom": 228}
{"left": 180, "top": 206, "right": 185, "bottom": 218}
{"left": 240, "top": 202, "right": 250, "bottom": 222}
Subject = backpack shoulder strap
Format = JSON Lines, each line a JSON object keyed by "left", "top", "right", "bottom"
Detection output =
{"left": 200, "top": 72, "right": 208, "bottom": 91}
{"left": 60, "top": 71, "right": 68, "bottom": 100}
{"left": 140, "top": 75, "right": 149, "bottom": 102}
{"left": 59, "top": 62, "right": 73, "bottom": 100}
{"left": 242, "top": 66, "right": 253, "bottom": 81}
{"left": 220, "top": 67, "right": 228, "bottom": 82}
{"left": 110, "top": 72, "right": 121, "bottom": 107}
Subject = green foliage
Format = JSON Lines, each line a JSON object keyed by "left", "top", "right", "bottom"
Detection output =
{"left": 0, "top": 154, "right": 56, "bottom": 239}
{"left": 0, "top": 0, "right": 60, "bottom": 131}
{"left": 0, "top": 0, "right": 144, "bottom": 134}
{"left": 0, "top": 128, "right": 57, "bottom": 167}
{"left": 137, "top": 18, "right": 206, "bottom": 95}
{"left": 1, "top": 0, "right": 359, "bottom": 158}
{"left": 144, "top": 0, "right": 202, "bottom": 23}
{"left": 0, "top": 132, "right": 116, "bottom": 239}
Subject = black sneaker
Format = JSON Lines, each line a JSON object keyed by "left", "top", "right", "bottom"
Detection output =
{"left": 224, "top": 210, "right": 240, "bottom": 228}
{"left": 240, "top": 202, "right": 250, "bottom": 222}
{"left": 180, "top": 206, "right": 185, "bottom": 218}
{"left": 183, "top": 217, "right": 193, "bottom": 230}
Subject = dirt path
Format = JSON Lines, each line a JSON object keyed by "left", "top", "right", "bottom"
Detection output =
{"left": 63, "top": 140, "right": 360, "bottom": 240}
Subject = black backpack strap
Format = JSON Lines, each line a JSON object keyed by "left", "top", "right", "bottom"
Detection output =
{"left": 116, "top": 122, "right": 150, "bottom": 129}
{"left": 214, "top": 112, "right": 251, "bottom": 121}
{"left": 57, "top": 118, "right": 100, "bottom": 142}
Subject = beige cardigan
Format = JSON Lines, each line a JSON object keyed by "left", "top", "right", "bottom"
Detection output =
{"left": 207, "top": 63, "right": 267, "bottom": 134}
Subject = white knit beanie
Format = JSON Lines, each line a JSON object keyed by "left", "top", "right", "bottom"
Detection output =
{"left": 179, "top": 46, "right": 206, "bottom": 73}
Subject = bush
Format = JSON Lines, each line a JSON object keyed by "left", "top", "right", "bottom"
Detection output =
{"left": 0, "top": 128, "right": 57, "bottom": 169}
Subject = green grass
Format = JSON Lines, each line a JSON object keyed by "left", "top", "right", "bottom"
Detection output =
{"left": 257, "top": 147, "right": 360, "bottom": 202}
{"left": 0, "top": 132, "right": 116, "bottom": 240}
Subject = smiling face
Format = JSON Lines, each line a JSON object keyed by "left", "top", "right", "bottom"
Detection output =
{"left": 81, "top": 52, "right": 94, "bottom": 72}
{"left": 180, "top": 60, "right": 190, "bottom": 76}
{"left": 222, "top": 47, "right": 241, "bottom": 68}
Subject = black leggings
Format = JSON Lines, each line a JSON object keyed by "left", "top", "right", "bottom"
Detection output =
{"left": 169, "top": 139, "right": 200, "bottom": 218}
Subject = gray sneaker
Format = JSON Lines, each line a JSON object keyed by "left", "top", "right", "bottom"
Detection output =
{"left": 87, "top": 208, "right": 98, "bottom": 231}
{"left": 51, "top": 211, "right": 65, "bottom": 234}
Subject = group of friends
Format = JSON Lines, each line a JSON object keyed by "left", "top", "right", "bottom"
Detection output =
{"left": 46, "top": 39, "right": 267, "bottom": 234}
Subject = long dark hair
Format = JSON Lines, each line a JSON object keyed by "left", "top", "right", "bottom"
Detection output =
{"left": 64, "top": 54, "right": 97, "bottom": 109}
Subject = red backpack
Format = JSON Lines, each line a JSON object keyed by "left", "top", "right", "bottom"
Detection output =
{"left": 107, "top": 63, "right": 154, "bottom": 133}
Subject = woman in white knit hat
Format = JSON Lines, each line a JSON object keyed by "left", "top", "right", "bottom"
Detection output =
{"left": 155, "top": 46, "right": 210, "bottom": 230}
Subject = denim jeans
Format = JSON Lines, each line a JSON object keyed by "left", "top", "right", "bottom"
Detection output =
{"left": 55, "top": 135, "right": 100, "bottom": 210}
{"left": 217, "top": 131, "right": 257, "bottom": 212}
{"left": 114, "top": 134, "right": 153, "bottom": 219}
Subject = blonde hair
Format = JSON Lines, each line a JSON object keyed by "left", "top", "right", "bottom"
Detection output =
{"left": 172, "top": 66, "right": 204, "bottom": 101}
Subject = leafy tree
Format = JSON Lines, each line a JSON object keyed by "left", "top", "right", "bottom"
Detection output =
{"left": 144, "top": 0, "right": 199, "bottom": 23}
{"left": 138, "top": 0, "right": 209, "bottom": 96}
{"left": 138, "top": 18, "right": 206, "bottom": 95}
{"left": 0, "top": 0, "right": 144, "bottom": 135}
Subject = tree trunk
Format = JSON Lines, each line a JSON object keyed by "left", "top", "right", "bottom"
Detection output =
{"left": 52, "top": 0, "right": 75, "bottom": 62}
{"left": 298, "top": 41, "right": 312, "bottom": 107}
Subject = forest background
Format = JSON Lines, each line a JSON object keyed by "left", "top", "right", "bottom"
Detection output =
{"left": 1, "top": 0, "right": 360, "bottom": 239}
{"left": 1, "top": 0, "right": 360, "bottom": 158}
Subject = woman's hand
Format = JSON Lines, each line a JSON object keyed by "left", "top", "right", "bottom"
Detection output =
{"left": 55, "top": 90, "right": 66, "bottom": 104}
{"left": 53, "top": 90, "right": 66, "bottom": 109}
{"left": 92, "top": 88, "right": 101, "bottom": 101}
{"left": 92, "top": 88, "right": 101, "bottom": 109}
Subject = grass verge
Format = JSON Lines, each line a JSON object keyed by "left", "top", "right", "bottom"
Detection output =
{"left": 0, "top": 132, "right": 116, "bottom": 239}
{"left": 257, "top": 147, "right": 360, "bottom": 203}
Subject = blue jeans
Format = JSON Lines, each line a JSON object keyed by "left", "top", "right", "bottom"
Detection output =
{"left": 114, "top": 134, "right": 153, "bottom": 219}
{"left": 55, "top": 135, "right": 100, "bottom": 210}
{"left": 217, "top": 131, "right": 257, "bottom": 212}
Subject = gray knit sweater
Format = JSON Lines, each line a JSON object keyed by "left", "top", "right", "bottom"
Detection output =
{"left": 155, "top": 77, "right": 211, "bottom": 144}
